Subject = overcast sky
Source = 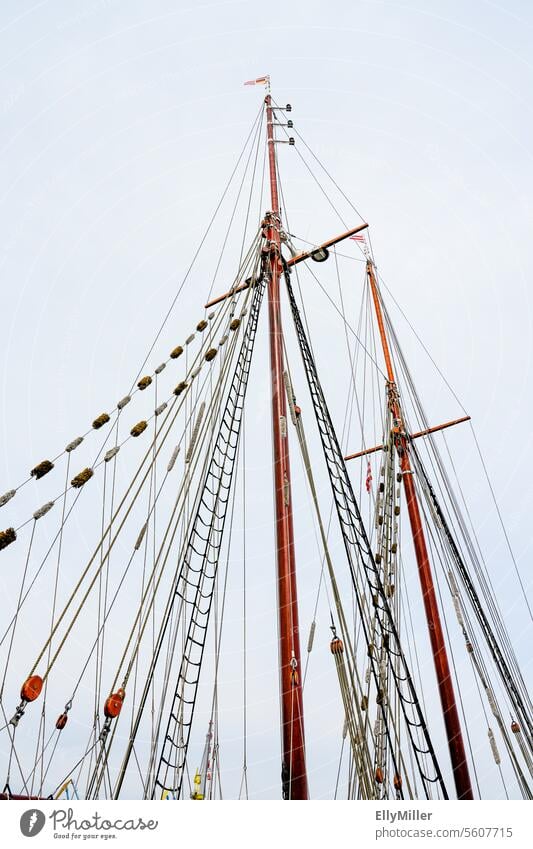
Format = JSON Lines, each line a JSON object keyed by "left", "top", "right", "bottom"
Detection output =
{"left": 0, "top": 0, "right": 532, "bottom": 801}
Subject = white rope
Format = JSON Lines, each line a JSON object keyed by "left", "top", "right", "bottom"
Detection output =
{"left": 167, "top": 446, "right": 180, "bottom": 472}
{"left": 0, "top": 490, "right": 16, "bottom": 508}
{"left": 488, "top": 728, "right": 501, "bottom": 765}
{"left": 33, "top": 502, "right": 54, "bottom": 521}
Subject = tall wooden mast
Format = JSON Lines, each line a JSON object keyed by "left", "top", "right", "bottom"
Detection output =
{"left": 366, "top": 259, "right": 473, "bottom": 800}
{"left": 264, "top": 87, "right": 308, "bottom": 800}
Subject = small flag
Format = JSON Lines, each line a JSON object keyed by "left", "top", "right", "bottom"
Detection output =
{"left": 366, "top": 461, "right": 373, "bottom": 493}
{"left": 244, "top": 76, "right": 270, "bottom": 86}
{"left": 350, "top": 234, "right": 366, "bottom": 242}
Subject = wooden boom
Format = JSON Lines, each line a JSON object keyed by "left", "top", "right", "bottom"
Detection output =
{"left": 204, "top": 222, "right": 369, "bottom": 309}
{"left": 344, "top": 416, "right": 471, "bottom": 461}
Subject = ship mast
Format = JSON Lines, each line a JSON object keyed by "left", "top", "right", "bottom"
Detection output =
{"left": 264, "top": 86, "right": 308, "bottom": 800}
{"left": 366, "top": 259, "right": 474, "bottom": 800}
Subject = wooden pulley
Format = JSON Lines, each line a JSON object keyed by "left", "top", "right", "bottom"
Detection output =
{"left": 104, "top": 691, "right": 124, "bottom": 719}
{"left": 20, "top": 675, "right": 43, "bottom": 702}
{"left": 55, "top": 712, "right": 68, "bottom": 730}
{"left": 330, "top": 637, "right": 344, "bottom": 655}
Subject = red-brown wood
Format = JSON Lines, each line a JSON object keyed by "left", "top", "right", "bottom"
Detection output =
{"left": 204, "top": 223, "right": 369, "bottom": 309}
{"left": 286, "top": 223, "right": 368, "bottom": 267}
{"left": 344, "top": 416, "right": 471, "bottom": 461}
{"left": 265, "top": 92, "right": 308, "bottom": 800}
{"left": 0, "top": 794, "right": 47, "bottom": 800}
{"left": 366, "top": 260, "right": 473, "bottom": 800}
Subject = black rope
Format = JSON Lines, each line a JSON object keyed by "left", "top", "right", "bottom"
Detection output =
{"left": 410, "top": 443, "right": 533, "bottom": 751}
{"left": 283, "top": 260, "right": 448, "bottom": 800}
{"left": 151, "top": 275, "right": 266, "bottom": 798}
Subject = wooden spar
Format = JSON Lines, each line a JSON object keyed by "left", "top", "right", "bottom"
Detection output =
{"left": 286, "top": 222, "right": 368, "bottom": 267}
{"left": 344, "top": 416, "right": 471, "bottom": 461}
{"left": 366, "top": 260, "right": 473, "bottom": 800}
{"left": 205, "top": 280, "right": 250, "bottom": 309}
{"left": 204, "top": 222, "right": 369, "bottom": 309}
{"left": 264, "top": 92, "right": 308, "bottom": 800}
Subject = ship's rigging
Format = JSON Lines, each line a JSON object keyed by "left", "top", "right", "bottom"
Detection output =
{"left": 0, "top": 79, "right": 531, "bottom": 801}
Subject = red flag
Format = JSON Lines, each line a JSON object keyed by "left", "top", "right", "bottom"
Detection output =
{"left": 350, "top": 234, "right": 366, "bottom": 242}
{"left": 244, "top": 76, "right": 269, "bottom": 86}
{"left": 366, "top": 461, "right": 372, "bottom": 493}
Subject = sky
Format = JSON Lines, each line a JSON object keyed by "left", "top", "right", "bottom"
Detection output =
{"left": 0, "top": 0, "right": 532, "bottom": 801}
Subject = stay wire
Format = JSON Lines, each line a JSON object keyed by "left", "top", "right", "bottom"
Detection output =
{"left": 376, "top": 265, "right": 531, "bottom": 621}
{"left": 128, "top": 101, "right": 265, "bottom": 391}
{"left": 382, "top": 295, "right": 533, "bottom": 718}
{"left": 205, "top": 108, "right": 265, "bottom": 303}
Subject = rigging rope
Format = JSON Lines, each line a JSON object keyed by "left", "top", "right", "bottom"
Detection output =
{"left": 151, "top": 274, "right": 266, "bottom": 798}
{"left": 283, "top": 260, "right": 448, "bottom": 800}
